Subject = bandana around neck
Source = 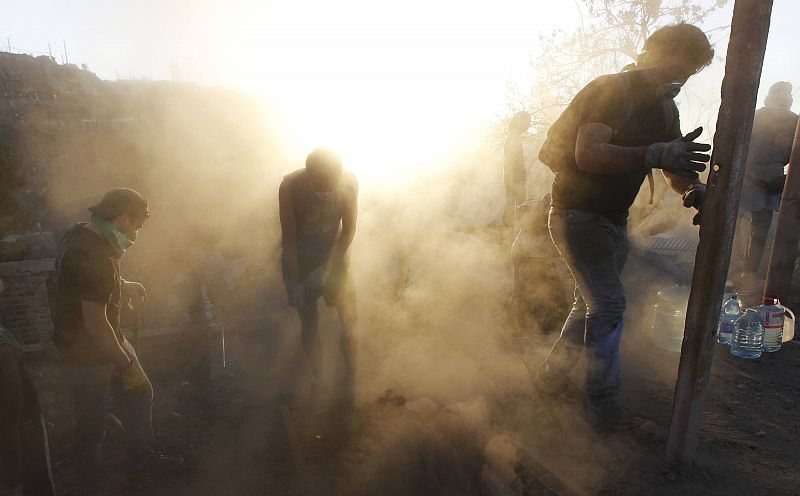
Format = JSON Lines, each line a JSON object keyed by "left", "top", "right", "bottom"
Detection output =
{"left": 92, "top": 216, "right": 134, "bottom": 257}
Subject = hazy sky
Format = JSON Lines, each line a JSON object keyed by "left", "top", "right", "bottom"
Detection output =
{"left": 2, "top": 0, "right": 798, "bottom": 180}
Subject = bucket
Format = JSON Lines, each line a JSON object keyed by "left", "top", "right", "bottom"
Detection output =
{"left": 651, "top": 286, "right": 691, "bottom": 352}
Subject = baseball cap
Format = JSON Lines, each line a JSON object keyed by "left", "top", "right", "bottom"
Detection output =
{"left": 88, "top": 188, "right": 150, "bottom": 220}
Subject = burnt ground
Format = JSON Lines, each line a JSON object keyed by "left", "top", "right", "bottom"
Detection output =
{"left": 25, "top": 230, "right": 800, "bottom": 496}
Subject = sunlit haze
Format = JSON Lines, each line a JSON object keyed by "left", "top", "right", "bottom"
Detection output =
{"left": 2, "top": 0, "right": 799, "bottom": 184}
{"left": 3, "top": 3, "right": 800, "bottom": 494}
{"left": 2, "top": 0, "right": 577, "bottom": 184}
{"left": 230, "top": 0, "right": 573, "bottom": 183}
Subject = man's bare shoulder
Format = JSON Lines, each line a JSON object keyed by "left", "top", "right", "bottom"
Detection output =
{"left": 340, "top": 171, "right": 358, "bottom": 193}
{"left": 282, "top": 169, "right": 306, "bottom": 186}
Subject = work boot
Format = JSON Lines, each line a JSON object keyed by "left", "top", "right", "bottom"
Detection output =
{"left": 532, "top": 366, "right": 580, "bottom": 403}
{"left": 585, "top": 398, "right": 642, "bottom": 432}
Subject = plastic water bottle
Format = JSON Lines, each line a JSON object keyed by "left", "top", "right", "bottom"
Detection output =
{"left": 758, "top": 295, "right": 784, "bottom": 352}
{"left": 717, "top": 293, "right": 741, "bottom": 346}
{"left": 730, "top": 308, "right": 764, "bottom": 359}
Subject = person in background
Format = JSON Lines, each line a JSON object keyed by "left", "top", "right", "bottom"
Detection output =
{"left": 535, "top": 23, "right": 713, "bottom": 431}
{"left": 738, "top": 81, "right": 798, "bottom": 282}
{"left": 52, "top": 188, "right": 180, "bottom": 493}
{"left": 0, "top": 278, "right": 56, "bottom": 496}
{"left": 503, "top": 111, "right": 532, "bottom": 228}
{"left": 279, "top": 148, "right": 359, "bottom": 401}
{"left": 508, "top": 195, "right": 570, "bottom": 337}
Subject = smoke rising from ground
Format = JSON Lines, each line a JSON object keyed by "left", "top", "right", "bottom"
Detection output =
{"left": 11, "top": 70, "right": 705, "bottom": 493}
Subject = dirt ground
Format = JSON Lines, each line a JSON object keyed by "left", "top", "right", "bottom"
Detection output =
{"left": 25, "top": 229, "right": 800, "bottom": 496}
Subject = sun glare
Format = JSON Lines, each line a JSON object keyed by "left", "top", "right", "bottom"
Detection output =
{"left": 224, "top": 0, "right": 562, "bottom": 185}
{"left": 252, "top": 73, "right": 500, "bottom": 185}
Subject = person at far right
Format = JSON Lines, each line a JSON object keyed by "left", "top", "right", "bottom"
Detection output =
{"left": 736, "top": 81, "right": 798, "bottom": 284}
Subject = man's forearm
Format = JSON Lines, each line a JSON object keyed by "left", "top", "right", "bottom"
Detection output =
{"left": 282, "top": 242, "right": 301, "bottom": 288}
{"left": 663, "top": 170, "right": 702, "bottom": 195}
{"left": 330, "top": 229, "right": 355, "bottom": 269}
{"left": 576, "top": 143, "right": 649, "bottom": 174}
{"left": 85, "top": 319, "right": 129, "bottom": 367}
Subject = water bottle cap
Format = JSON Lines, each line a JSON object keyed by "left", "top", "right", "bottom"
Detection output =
{"left": 761, "top": 293, "right": 780, "bottom": 305}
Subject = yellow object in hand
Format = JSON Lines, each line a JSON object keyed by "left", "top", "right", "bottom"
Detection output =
{"left": 121, "top": 360, "right": 151, "bottom": 394}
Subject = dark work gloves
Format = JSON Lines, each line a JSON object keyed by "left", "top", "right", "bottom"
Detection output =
{"left": 645, "top": 127, "right": 711, "bottom": 179}
{"left": 682, "top": 183, "right": 706, "bottom": 226}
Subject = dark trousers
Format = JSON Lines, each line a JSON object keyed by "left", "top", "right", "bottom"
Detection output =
{"left": 744, "top": 208, "right": 774, "bottom": 275}
{"left": 542, "top": 209, "right": 628, "bottom": 401}
{"left": 61, "top": 339, "right": 154, "bottom": 490}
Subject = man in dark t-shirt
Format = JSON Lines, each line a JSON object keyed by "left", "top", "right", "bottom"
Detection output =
{"left": 536, "top": 24, "right": 714, "bottom": 431}
{"left": 279, "top": 148, "right": 358, "bottom": 401}
{"left": 53, "top": 188, "right": 179, "bottom": 491}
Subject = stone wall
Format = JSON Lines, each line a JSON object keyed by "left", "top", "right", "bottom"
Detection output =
{"left": 0, "top": 258, "right": 55, "bottom": 351}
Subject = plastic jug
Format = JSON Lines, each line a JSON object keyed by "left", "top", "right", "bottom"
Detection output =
{"left": 759, "top": 295, "right": 785, "bottom": 352}
{"left": 651, "top": 285, "right": 690, "bottom": 352}
{"left": 781, "top": 305, "right": 795, "bottom": 342}
{"left": 730, "top": 308, "right": 765, "bottom": 359}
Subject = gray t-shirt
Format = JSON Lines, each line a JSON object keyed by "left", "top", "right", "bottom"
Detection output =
{"left": 741, "top": 105, "right": 799, "bottom": 212}
{"left": 746, "top": 105, "right": 798, "bottom": 181}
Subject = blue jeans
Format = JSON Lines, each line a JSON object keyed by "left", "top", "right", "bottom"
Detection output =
{"left": 543, "top": 209, "right": 628, "bottom": 402}
{"left": 61, "top": 338, "right": 154, "bottom": 488}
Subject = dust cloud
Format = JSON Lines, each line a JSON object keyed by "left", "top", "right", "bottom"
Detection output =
{"left": 14, "top": 69, "right": 702, "bottom": 493}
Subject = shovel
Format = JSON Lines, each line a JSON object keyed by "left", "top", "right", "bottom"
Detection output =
{"left": 127, "top": 296, "right": 144, "bottom": 352}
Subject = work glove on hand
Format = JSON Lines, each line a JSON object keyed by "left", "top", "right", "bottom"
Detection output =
{"left": 645, "top": 127, "right": 711, "bottom": 178}
{"left": 290, "top": 285, "right": 306, "bottom": 308}
{"left": 682, "top": 183, "right": 706, "bottom": 226}
{"left": 121, "top": 360, "right": 151, "bottom": 394}
{"left": 303, "top": 266, "right": 329, "bottom": 293}
{"left": 766, "top": 175, "right": 787, "bottom": 195}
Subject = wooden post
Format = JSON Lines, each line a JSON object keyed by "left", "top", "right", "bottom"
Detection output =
{"left": 764, "top": 118, "right": 800, "bottom": 301}
{"left": 665, "top": 0, "right": 773, "bottom": 468}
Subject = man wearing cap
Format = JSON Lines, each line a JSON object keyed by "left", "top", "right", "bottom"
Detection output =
{"left": 535, "top": 24, "right": 713, "bottom": 431}
{"left": 279, "top": 148, "right": 358, "bottom": 399}
{"left": 53, "top": 188, "right": 178, "bottom": 491}
{"left": 738, "top": 82, "right": 799, "bottom": 280}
